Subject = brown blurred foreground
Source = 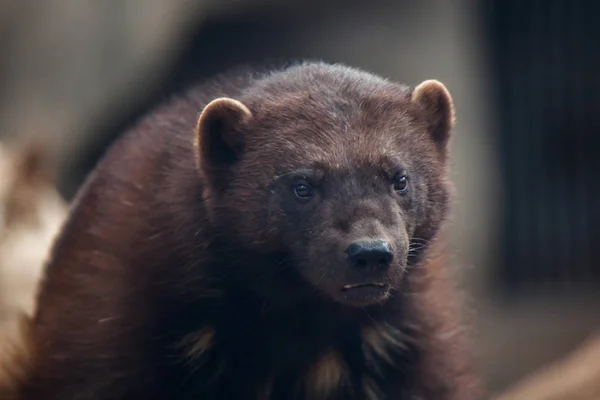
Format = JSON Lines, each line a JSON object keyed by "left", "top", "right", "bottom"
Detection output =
{"left": 494, "top": 333, "right": 600, "bottom": 400}
{"left": 0, "top": 140, "right": 67, "bottom": 339}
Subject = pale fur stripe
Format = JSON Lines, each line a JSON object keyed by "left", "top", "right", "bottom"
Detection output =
{"left": 179, "top": 326, "right": 216, "bottom": 360}
{"left": 305, "top": 350, "right": 348, "bottom": 399}
{"left": 362, "top": 323, "right": 408, "bottom": 370}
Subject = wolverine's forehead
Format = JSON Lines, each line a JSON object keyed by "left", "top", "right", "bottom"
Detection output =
{"left": 247, "top": 87, "right": 413, "bottom": 133}
{"left": 259, "top": 138, "right": 411, "bottom": 184}
{"left": 246, "top": 106, "right": 421, "bottom": 169}
{"left": 247, "top": 93, "right": 418, "bottom": 149}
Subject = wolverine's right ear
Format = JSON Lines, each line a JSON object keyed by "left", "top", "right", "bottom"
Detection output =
{"left": 194, "top": 97, "right": 253, "bottom": 175}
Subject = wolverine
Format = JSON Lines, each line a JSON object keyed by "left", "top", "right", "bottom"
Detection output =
{"left": 1, "top": 62, "right": 479, "bottom": 400}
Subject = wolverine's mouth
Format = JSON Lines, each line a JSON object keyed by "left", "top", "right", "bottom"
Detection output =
{"left": 341, "top": 282, "right": 387, "bottom": 291}
{"left": 337, "top": 282, "right": 391, "bottom": 306}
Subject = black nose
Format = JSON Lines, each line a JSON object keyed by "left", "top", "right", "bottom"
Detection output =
{"left": 346, "top": 240, "right": 393, "bottom": 271}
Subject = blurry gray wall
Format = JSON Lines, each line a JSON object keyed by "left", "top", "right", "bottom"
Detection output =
{"left": 0, "top": 0, "right": 304, "bottom": 177}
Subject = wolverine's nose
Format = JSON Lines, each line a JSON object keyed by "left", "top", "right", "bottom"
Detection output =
{"left": 346, "top": 240, "right": 393, "bottom": 271}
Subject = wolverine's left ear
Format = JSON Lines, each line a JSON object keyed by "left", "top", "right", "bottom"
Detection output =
{"left": 411, "top": 80, "right": 455, "bottom": 147}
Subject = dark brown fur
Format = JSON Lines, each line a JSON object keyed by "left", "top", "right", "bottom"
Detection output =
{"left": 2, "top": 62, "right": 479, "bottom": 399}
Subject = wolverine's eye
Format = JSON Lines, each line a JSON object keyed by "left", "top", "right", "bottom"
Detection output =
{"left": 293, "top": 184, "right": 314, "bottom": 199}
{"left": 393, "top": 175, "right": 409, "bottom": 193}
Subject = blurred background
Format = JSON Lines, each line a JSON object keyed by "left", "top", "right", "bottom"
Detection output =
{"left": 0, "top": 0, "right": 599, "bottom": 397}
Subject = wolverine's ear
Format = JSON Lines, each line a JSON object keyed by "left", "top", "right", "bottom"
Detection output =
{"left": 411, "top": 80, "right": 455, "bottom": 147}
{"left": 194, "top": 97, "right": 253, "bottom": 174}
